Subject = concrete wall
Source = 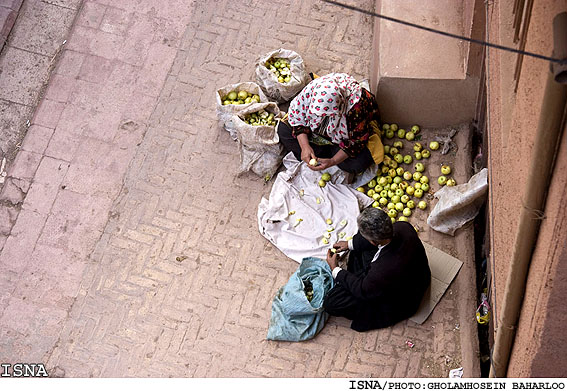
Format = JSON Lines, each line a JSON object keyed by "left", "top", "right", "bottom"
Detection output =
{"left": 371, "top": 0, "right": 482, "bottom": 127}
{"left": 486, "top": 0, "right": 567, "bottom": 377}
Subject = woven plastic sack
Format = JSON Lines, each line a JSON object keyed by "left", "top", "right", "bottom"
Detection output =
{"left": 216, "top": 82, "right": 269, "bottom": 139}
{"left": 226, "top": 102, "right": 285, "bottom": 179}
{"left": 427, "top": 168, "right": 488, "bottom": 235}
{"left": 255, "top": 48, "right": 310, "bottom": 103}
{"left": 267, "top": 257, "right": 334, "bottom": 342}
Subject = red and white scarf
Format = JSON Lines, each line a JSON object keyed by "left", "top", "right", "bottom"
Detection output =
{"left": 288, "top": 73, "right": 362, "bottom": 144}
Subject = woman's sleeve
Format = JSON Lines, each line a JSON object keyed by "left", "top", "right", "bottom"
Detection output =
{"left": 291, "top": 125, "right": 310, "bottom": 138}
{"left": 341, "top": 90, "right": 380, "bottom": 156}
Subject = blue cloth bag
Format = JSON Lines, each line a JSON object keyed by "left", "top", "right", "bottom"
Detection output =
{"left": 267, "top": 257, "right": 335, "bottom": 341}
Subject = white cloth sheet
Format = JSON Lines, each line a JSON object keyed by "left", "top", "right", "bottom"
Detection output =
{"left": 258, "top": 153, "right": 373, "bottom": 263}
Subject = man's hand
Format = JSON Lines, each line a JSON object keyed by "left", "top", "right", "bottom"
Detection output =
{"left": 333, "top": 240, "right": 349, "bottom": 253}
{"left": 326, "top": 249, "right": 339, "bottom": 270}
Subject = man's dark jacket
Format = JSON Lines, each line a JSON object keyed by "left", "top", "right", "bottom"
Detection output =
{"left": 335, "top": 221, "right": 431, "bottom": 331}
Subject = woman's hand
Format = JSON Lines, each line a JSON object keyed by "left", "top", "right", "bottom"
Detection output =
{"left": 310, "top": 158, "right": 334, "bottom": 171}
{"left": 300, "top": 145, "right": 317, "bottom": 166}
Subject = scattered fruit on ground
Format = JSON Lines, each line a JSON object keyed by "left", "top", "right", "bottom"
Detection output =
{"left": 421, "top": 183, "right": 430, "bottom": 192}
{"left": 397, "top": 129, "right": 406, "bottom": 139}
{"left": 356, "top": 186, "right": 365, "bottom": 192}
{"left": 385, "top": 130, "right": 394, "bottom": 139}
{"left": 383, "top": 124, "right": 390, "bottom": 130}
{"left": 418, "top": 200, "right": 427, "bottom": 210}
{"left": 390, "top": 124, "right": 399, "bottom": 131}
{"left": 407, "top": 200, "right": 416, "bottom": 209}
{"left": 429, "top": 141, "right": 440, "bottom": 150}
{"left": 446, "top": 178, "right": 457, "bottom": 186}
{"left": 413, "top": 142, "right": 423, "bottom": 152}
{"left": 413, "top": 172, "right": 422, "bottom": 181}
{"left": 368, "top": 179, "right": 377, "bottom": 188}
{"left": 414, "top": 189, "right": 424, "bottom": 198}
{"left": 420, "top": 176, "right": 429, "bottom": 184}
{"left": 398, "top": 216, "right": 409, "bottom": 222}
{"left": 403, "top": 171, "right": 413, "bottom": 181}
{"left": 415, "top": 163, "right": 425, "bottom": 172}
{"left": 388, "top": 209, "right": 398, "bottom": 218}
{"left": 414, "top": 151, "right": 422, "bottom": 160}
{"left": 403, "top": 155, "right": 413, "bottom": 164}
{"left": 393, "top": 141, "right": 404, "bottom": 149}
{"left": 405, "top": 132, "right": 415, "bottom": 141}
{"left": 411, "top": 125, "right": 420, "bottom": 134}
{"left": 441, "top": 165, "right": 452, "bottom": 175}
{"left": 403, "top": 208, "right": 412, "bottom": 217}
{"left": 421, "top": 149, "right": 431, "bottom": 158}
{"left": 438, "top": 175, "right": 447, "bottom": 185}
{"left": 372, "top": 201, "right": 380, "bottom": 208}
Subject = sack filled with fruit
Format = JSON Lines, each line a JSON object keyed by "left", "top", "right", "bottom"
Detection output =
{"left": 228, "top": 102, "right": 286, "bottom": 179}
{"left": 255, "top": 48, "right": 311, "bottom": 103}
{"left": 216, "top": 81, "right": 269, "bottom": 139}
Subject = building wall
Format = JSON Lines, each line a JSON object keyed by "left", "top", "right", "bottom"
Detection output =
{"left": 486, "top": 0, "right": 567, "bottom": 377}
{"left": 370, "top": 0, "right": 480, "bottom": 127}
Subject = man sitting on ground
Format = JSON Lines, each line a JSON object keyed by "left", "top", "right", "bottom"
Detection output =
{"left": 324, "top": 208, "right": 431, "bottom": 331}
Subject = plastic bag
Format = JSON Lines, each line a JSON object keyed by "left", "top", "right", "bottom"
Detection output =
{"left": 226, "top": 102, "right": 285, "bottom": 179}
{"left": 215, "top": 82, "right": 269, "bottom": 140}
{"left": 266, "top": 257, "right": 334, "bottom": 342}
{"left": 427, "top": 168, "right": 488, "bottom": 235}
{"left": 255, "top": 48, "right": 311, "bottom": 103}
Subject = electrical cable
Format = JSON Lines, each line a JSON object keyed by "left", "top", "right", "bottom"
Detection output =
{"left": 322, "top": 0, "right": 567, "bottom": 65}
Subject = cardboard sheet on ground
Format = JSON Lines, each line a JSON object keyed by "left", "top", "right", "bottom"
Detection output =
{"left": 410, "top": 242, "right": 463, "bottom": 324}
{"left": 258, "top": 153, "right": 373, "bottom": 263}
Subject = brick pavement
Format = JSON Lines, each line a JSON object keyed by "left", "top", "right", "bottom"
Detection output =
{"left": 0, "top": 0, "right": 479, "bottom": 378}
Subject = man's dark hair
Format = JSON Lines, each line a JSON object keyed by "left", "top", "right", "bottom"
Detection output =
{"left": 357, "top": 208, "right": 393, "bottom": 243}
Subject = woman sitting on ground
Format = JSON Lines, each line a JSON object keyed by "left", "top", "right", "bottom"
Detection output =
{"left": 277, "top": 73, "right": 383, "bottom": 174}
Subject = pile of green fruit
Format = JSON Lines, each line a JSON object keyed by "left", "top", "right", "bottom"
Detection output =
{"left": 222, "top": 90, "right": 261, "bottom": 105}
{"left": 265, "top": 57, "right": 291, "bottom": 84}
{"left": 243, "top": 109, "right": 276, "bottom": 126}
{"left": 356, "top": 123, "right": 457, "bottom": 225}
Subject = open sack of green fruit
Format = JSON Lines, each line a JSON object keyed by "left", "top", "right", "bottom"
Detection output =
{"left": 255, "top": 48, "right": 311, "bottom": 103}
{"left": 227, "top": 102, "right": 285, "bottom": 179}
{"left": 266, "top": 257, "right": 334, "bottom": 341}
{"left": 216, "top": 82, "right": 269, "bottom": 140}
{"left": 258, "top": 153, "right": 373, "bottom": 263}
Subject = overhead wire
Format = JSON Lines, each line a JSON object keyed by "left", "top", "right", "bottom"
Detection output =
{"left": 322, "top": 0, "right": 566, "bottom": 65}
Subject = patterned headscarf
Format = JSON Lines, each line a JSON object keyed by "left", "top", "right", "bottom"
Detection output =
{"left": 288, "top": 73, "right": 362, "bottom": 144}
